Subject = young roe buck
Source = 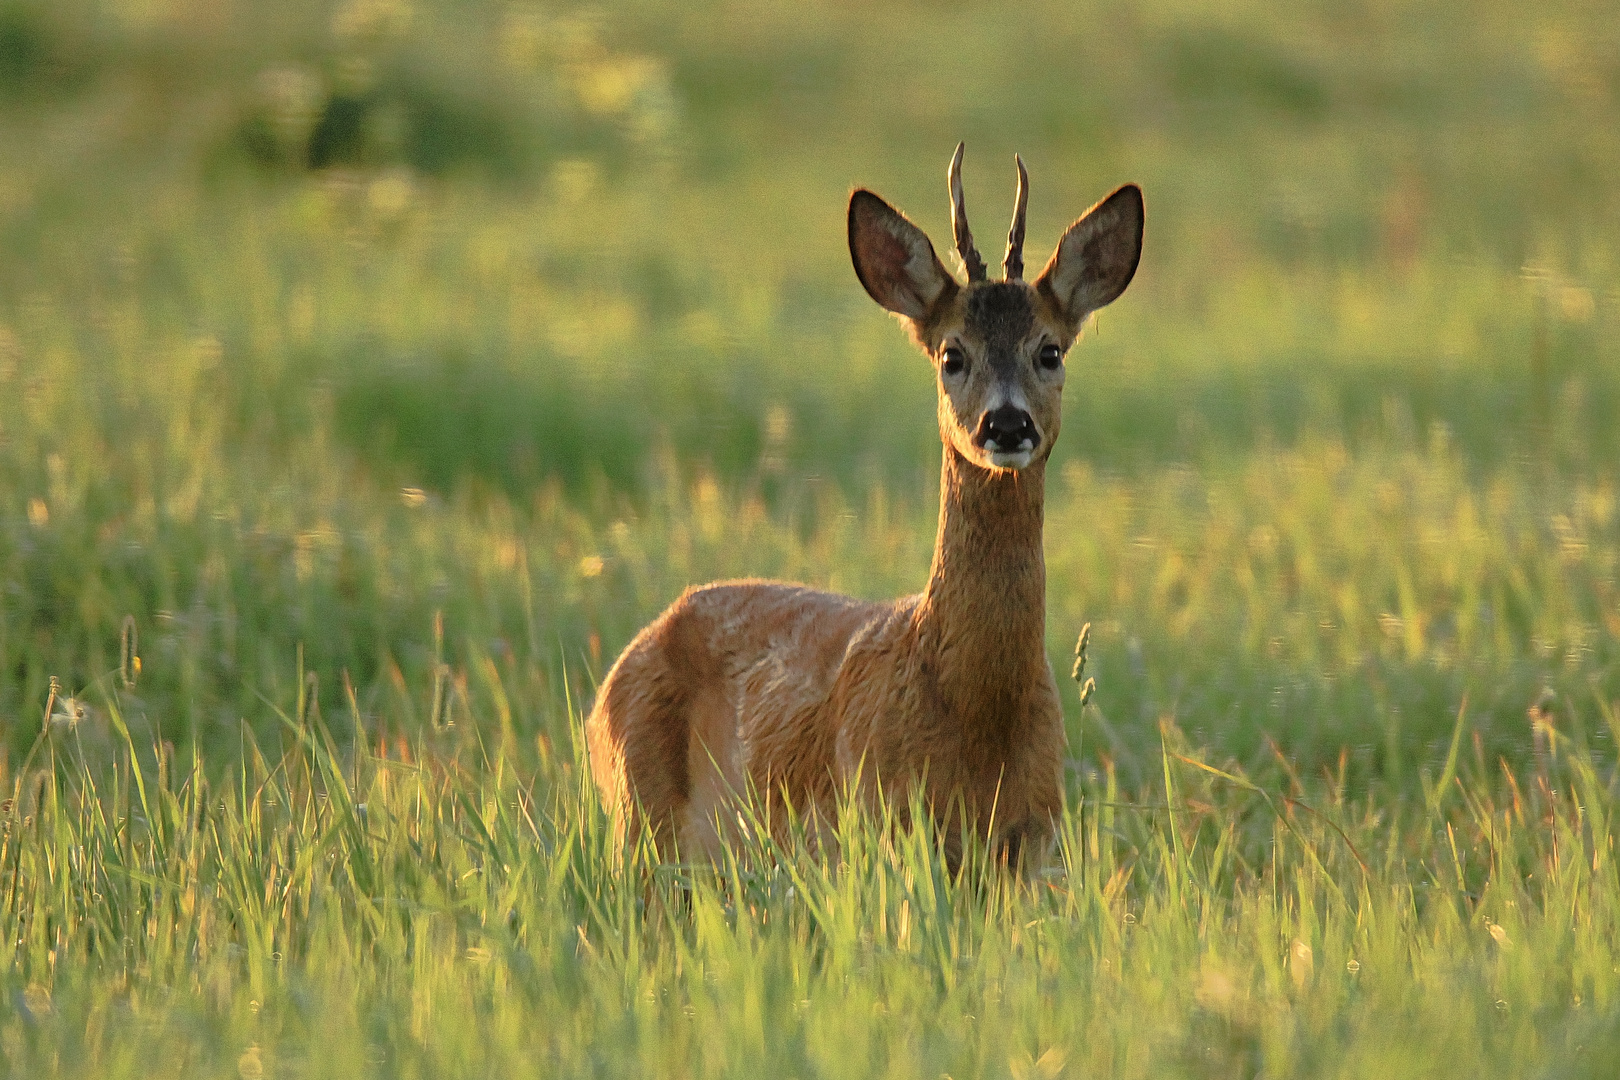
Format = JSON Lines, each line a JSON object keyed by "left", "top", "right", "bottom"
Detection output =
{"left": 587, "top": 145, "right": 1143, "bottom": 866}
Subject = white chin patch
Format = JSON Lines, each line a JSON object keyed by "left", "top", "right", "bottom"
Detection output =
{"left": 988, "top": 449, "right": 1034, "bottom": 470}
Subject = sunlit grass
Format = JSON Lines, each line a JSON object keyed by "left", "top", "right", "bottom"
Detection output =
{"left": 2, "top": 673, "right": 1617, "bottom": 1077}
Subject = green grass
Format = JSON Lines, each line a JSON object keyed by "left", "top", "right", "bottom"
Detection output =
{"left": 4, "top": 686, "right": 1619, "bottom": 1077}
{"left": 2, "top": 0, "right": 1619, "bottom": 1074}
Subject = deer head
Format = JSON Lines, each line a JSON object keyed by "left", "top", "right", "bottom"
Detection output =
{"left": 848, "top": 144, "right": 1143, "bottom": 471}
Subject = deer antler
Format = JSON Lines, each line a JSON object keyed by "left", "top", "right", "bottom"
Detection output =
{"left": 1003, "top": 154, "right": 1029, "bottom": 281}
{"left": 948, "top": 143, "right": 987, "bottom": 282}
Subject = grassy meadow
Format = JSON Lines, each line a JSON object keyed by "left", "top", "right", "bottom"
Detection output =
{"left": 2, "top": 0, "right": 1619, "bottom": 1074}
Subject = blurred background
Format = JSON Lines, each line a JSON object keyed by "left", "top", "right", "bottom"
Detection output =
{"left": 0, "top": 0, "right": 1616, "bottom": 790}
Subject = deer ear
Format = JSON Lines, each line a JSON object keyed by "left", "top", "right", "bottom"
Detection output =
{"left": 848, "top": 190, "right": 956, "bottom": 321}
{"left": 1035, "top": 184, "right": 1144, "bottom": 327}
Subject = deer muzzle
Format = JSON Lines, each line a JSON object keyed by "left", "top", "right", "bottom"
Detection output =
{"left": 974, "top": 405, "right": 1039, "bottom": 467}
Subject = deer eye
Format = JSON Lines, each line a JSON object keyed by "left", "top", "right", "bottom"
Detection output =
{"left": 941, "top": 346, "right": 967, "bottom": 376}
{"left": 1038, "top": 343, "right": 1064, "bottom": 370}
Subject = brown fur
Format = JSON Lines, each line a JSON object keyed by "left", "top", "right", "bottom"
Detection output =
{"left": 586, "top": 152, "right": 1144, "bottom": 866}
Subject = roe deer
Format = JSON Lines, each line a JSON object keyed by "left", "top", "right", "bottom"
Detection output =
{"left": 587, "top": 144, "right": 1143, "bottom": 866}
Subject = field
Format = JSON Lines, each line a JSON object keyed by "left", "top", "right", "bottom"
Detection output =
{"left": 2, "top": 0, "right": 1619, "bottom": 1075}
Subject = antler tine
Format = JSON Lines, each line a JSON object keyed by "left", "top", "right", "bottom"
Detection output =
{"left": 948, "top": 142, "right": 987, "bottom": 282}
{"left": 1003, "top": 153, "right": 1029, "bottom": 280}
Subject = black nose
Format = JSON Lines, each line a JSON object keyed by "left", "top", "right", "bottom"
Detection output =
{"left": 974, "top": 405, "right": 1038, "bottom": 453}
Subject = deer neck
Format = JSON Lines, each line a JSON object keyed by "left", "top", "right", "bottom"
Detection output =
{"left": 916, "top": 444, "right": 1049, "bottom": 730}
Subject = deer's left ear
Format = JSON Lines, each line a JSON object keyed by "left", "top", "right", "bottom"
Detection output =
{"left": 848, "top": 190, "right": 957, "bottom": 322}
{"left": 1035, "top": 184, "right": 1144, "bottom": 327}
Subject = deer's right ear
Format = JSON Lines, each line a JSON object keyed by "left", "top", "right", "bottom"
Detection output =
{"left": 848, "top": 190, "right": 956, "bottom": 321}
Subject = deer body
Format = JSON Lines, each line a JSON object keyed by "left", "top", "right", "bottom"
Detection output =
{"left": 587, "top": 146, "right": 1143, "bottom": 864}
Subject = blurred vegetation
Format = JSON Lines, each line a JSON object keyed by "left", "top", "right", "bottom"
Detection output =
{"left": 0, "top": 0, "right": 1616, "bottom": 493}
{"left": 0, "top": 0, "right": 1613, "bottom": 760}
{"left": 0, "top": 0, "right": 1618, "bottom": 1072}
